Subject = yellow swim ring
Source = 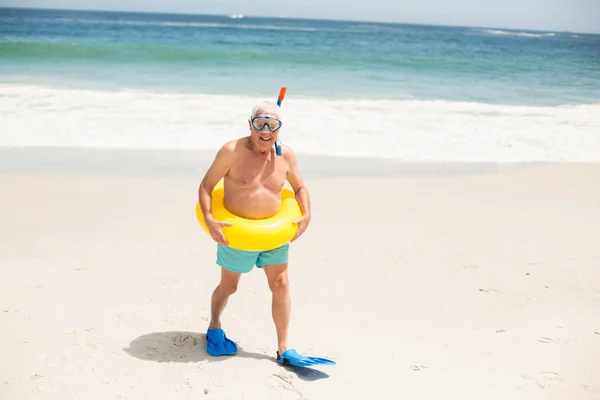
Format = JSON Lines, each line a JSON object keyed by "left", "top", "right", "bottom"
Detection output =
{"left": 196, "top": 179, "right": 302, "bottom": 251}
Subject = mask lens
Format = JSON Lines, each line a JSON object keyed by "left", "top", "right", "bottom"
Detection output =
{"left": 252, "top": 116, "right": 281, "bottom": 132}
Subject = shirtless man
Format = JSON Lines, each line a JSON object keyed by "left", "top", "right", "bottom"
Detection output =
{"left": 197, "top": 100, "right": 311, "bottom": 361}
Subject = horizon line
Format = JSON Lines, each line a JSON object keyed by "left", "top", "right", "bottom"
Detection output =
{"left": 1, "top": 5, "right": 598, "bottom": 35}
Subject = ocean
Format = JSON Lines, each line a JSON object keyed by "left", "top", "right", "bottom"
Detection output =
{"left": 1, "top": 7, "right": 599, "bottom": 162}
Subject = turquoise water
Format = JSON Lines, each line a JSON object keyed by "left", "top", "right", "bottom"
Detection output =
{"left": 2, "top": 7, "right": 600, "bottom": 162}
{"left": 1, "top": 7, "right": 599, "bottom": 106}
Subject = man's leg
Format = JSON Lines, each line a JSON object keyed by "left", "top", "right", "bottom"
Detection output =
{"left": 211, "top": 244, "right": 258, "bottom": 330}
{"left": 209, "top": 267, "right": 242, "bottom": 330}
{"left": 262, "top": 263, "right": 290, "bottom": 355}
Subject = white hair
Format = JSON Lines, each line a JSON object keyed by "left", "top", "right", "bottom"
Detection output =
{"left": 251, "top": 100, "right": 282, "bottom": 119}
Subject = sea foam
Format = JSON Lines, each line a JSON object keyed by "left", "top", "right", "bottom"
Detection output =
{"left": 483, "top": 29, "right": 557, "bottom": 38}
{"left": 1, "top": 84, "right": 599, "bottom": 162}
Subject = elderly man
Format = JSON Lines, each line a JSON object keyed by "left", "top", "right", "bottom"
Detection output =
{"left": 198, "top": 100, "right": 333, "bottom": 367}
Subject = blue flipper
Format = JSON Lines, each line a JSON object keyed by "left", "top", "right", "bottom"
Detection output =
{"left": 277, "top": 349, "right": 336, "bottom": 367}
{"left": 206, "top": 328, "right": 237, "bottom": 356}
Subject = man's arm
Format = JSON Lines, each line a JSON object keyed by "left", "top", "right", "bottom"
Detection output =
{"left": 284, "top": 147, "right": 310, "bottom": 218}
{"left": 198, "top": 141, "right": 235, "bottom": 221}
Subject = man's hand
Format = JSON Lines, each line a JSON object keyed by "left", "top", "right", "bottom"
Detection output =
{"left": 291, "top": 214, "right": 311, "bottom": 242}
{"left": 206, "top": 216, "right": 232, "bottom": 246}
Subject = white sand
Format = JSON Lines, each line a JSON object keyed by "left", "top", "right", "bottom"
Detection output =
{"left": 1, "top": 163, "right": 599, "bottom": 400}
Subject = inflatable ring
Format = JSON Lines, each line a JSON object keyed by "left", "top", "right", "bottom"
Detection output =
{"left": 196, "top": 179, "right": 303, "bottom": 251}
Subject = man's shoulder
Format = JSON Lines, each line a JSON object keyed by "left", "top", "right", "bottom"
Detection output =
{"left": 218, "top": 137, "right": 248, "bottom": 155}
{"left": 280, "top": 144, "right": 297, "bottom": 161}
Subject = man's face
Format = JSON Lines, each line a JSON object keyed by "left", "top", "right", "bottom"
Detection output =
{"left": 248, "top": 112, "right": 282, "bottom": 153}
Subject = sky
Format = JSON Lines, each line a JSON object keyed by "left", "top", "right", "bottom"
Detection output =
{"left": 1, "top": 0, "right": 599, "bottom": 34}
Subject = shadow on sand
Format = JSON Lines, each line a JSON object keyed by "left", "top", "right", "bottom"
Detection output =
{"left": 123, "top": 331, "right": 330, "bottom": 381}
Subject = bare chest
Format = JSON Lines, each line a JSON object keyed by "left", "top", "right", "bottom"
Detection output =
{"left": 228, "top": 153, "right": 288, "bottom": 190}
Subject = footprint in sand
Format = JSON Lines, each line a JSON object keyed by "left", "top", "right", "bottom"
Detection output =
{"left": 537, "top": 337, "right": 558, "bottom": 344}
{"left": 172, "top": 333, "right": 199, "bottom": 348}
{"left": 519, "top": 372, "right": 564, "bottom": 390}
{"left": 272, "top": 373, "right": 302, "bottom": 396}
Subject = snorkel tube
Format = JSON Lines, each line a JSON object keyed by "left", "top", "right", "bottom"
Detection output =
{"left": 275, "top": 86, "right": 286, "bottom": 156}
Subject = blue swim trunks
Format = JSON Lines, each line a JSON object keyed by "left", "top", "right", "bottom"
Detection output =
{"left": 216, "top": 243, "right": 290, "bottom": 274}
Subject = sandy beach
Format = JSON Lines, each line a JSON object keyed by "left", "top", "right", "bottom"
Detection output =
{"left": 1, "top": 154, "right": 599, "bottom": 400}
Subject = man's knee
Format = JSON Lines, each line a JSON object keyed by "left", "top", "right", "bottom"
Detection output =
{"left": 219, "top": 282, "right": 238, "bottom": 296}
{"left": 218, "top": 267, "right": 241, "bottom": 297}
{"left": 268, "top": 273, "right": 289, "bottom": 294}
